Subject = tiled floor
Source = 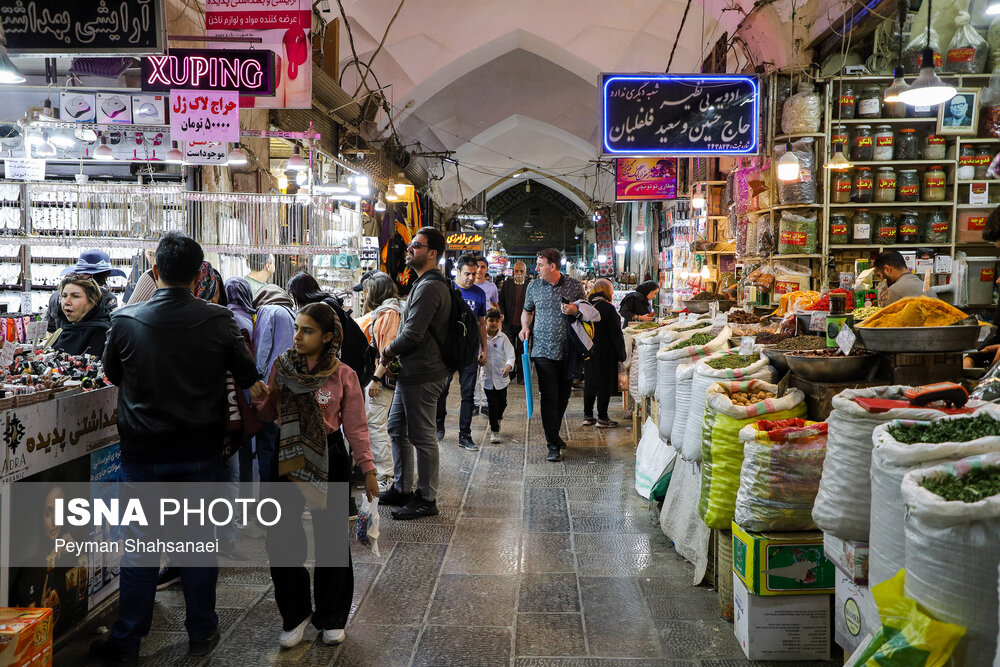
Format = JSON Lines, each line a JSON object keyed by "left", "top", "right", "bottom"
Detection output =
{"left": 58, "top": 384, "right": 840, "bottom": 666}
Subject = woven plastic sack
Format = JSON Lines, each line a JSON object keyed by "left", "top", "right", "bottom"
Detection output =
{"left": 635, "top": 416, "right": 675, "bottom": 499}
{"left": 812, "top": 386, "right": 953, "bottom": 542}
{"left": 902, "top": 452, "right": 1000, "bottom": 664}
{"left": 656, "top": 326, "right": 732, "bottom": 442}
{"left": 698, "top": 381, "right": 806, "bottom": 529}
{"left": 671, "top": 362, "right": 695, "bottom": 454}
{"left": 628, "top": 339, "right": 641, "bottom": 402}
{"left": 682, "top": 351, "right": 773, "bottom": 463}
{"left": 780, "top": 82, "right": 821, "bottom": 135}
{"left": 637, "top": 329, "right": 663, "bottom": 397}
{"left": 734, "top": 419, "right": 827, "bottom": 532}
{"left": 945, "top": 12, "right": 988, "bottom": 74}
{"left": 869, "top": 406, "right": 1000, "bottom": 587}
{"left": 777, "top": 139, "right": 817, "bottom": 206}
{"left": 660, "top": 458, "right": 712, "bottom": 584}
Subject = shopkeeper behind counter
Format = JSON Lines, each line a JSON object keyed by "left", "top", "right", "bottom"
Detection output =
{"left": 874, "top": 250, "right": 930, "bottom": 306}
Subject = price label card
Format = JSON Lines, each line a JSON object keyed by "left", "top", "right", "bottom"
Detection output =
{"left": 836, "top": 324, "right": 857, "bottom": 356}
{"left": 0, "top": 340, "right": 16, "bottom": 368}
{"left": 713, "top": 313, "right": 727, "bottom": 326}
{"left": 739, "top": 336, "right": 756, "bottom": 355}
{"left": 709, "top": 301, "right": 719, "bottom": 318}
{"left": 809, "top": 311, "right": 827, "bottom": 332}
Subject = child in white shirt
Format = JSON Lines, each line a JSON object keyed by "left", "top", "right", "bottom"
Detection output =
{"left": 483, "top": 309, "right": 515, "bottom": 443}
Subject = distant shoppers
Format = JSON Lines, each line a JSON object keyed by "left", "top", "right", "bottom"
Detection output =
{"left": 583, "top": 279, "right": 626, "bottom": 428}
{"left": 500, "top": 261, "right": 529, "bottom": 383}
{"left": 618, "top": 281, "right": 658, "bottom": 325}
{"left": 255, "top": 302, "right": 378, "bottom": 650}
{"left": 225, "top": 277, "right": 256, "bottom": 337}
{"left": 483, "top": 308, "right": 515, "bottom": 443}
{"left": 379, "top": 227, "right": 451, "bottom": 520}
{"left": 245, "top": 253, "right": 276, "bottom": 297}
{"left": 476, "top": 256, "right": 500, "bottom": 309}
{"left": 53, "top": 274, "right": 112, "bottom": 357}
{"left": 520, "top": 248, "right": 591, "bottom": 462}
{"left": 435, "top": 254, "right": 488, "bottom": 451}
{"left": 355, "top": 271, "right": 403, "bottom": 489}
{"left": 93, "top": 231, "right": 266, "bottom": 662}
{"left": 45, "top": 249, "right": 122, "bottom": 333}
{"left": 252, "top": 285, "right": 297, "bottom": 484}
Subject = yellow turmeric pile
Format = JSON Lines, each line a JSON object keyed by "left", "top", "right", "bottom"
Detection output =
{"left": 858, "top": 296, "right": 968, "bottom": 328}
{"left": 772, "top": 290, "right": 821, "bottom": 317}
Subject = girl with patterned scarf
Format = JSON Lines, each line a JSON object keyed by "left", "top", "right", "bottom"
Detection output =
{"left": 254, "top": 302, "right": 378, "bottom": 650}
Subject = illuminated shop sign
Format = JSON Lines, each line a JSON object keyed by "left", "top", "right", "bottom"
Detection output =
{"left": 601, "top": 74, "right": 759, "bottom": 156}
{"left": 141, "top": 49, "right": 275, "bottom": 95}
{"left": 446, "top": 232, "right": 484, "bottom": 251}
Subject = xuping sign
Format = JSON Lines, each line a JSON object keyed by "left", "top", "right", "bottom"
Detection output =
{"left": 141, "top": 49, "right": 275, "bottom": 96}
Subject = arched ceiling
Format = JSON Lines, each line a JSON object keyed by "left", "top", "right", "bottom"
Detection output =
{"left": 336, "top": 0, "right": 850, "bottom": 209}
{"left": 487, "top": 181, "right": 588, "bottom": 257}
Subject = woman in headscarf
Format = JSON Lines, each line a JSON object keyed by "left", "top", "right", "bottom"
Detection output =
{"left": 225, "top": 277, "right": 256, "bottom": 338}
{"left": 583, "top": 278, "right": 626, "bottom": 428}
{"left": 54, "top": 274, "right": 112, "bottom": 357}
{"left": 254, "top": 302, "right": 378, "bottom": 650}
{"left": 252, "top": 285, "right": 297, "bottom": 484}
{"left": 618, "top": 280, "right": 659, "bottom": 326}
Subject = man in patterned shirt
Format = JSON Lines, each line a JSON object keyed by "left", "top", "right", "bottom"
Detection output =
{"left": 519, "top": 248, "right": 593, "bottom": 462}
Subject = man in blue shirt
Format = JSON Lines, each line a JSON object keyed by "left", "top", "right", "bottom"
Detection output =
{"left": 436, "top": 254, "right": 488, "bottom": 451}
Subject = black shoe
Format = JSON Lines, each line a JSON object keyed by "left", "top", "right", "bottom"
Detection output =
{"left": 436, "top": 426, "right": 446, "bottom": 441}
{"left": 546, "top": 446, "right": 562, "bottom": 462}
{"left": 89, "top": 639, "right": 139, "bottom": 665}
{"left": 189, "top": 629, "right": 220, "bottom": 656}
{"left": 219, "top": 540, "right": 248, "bottom": 561}
{"left": 349, "top": 496, "right": 359, "bottom": 520}
{"left": 155, "top": 566, "right": 181, "bottom": 591}
{"left": 459, "top": 437, "right": 480, "bottom": 452}
{"left": 391, "top": 494, "right": 440, "bottom": 520}
{"left": 379, "top": 486, "right": 414, "bottom": 506}
{"left": 558, "top": 438, "right": 568, "bottom": 449}
{"left": 479, "top": 405, "right": 490, "bottom": 416}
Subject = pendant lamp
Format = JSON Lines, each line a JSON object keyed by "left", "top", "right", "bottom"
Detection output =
{"left": 776, "top": 142, "right": 800, "bottom": 182}
{"left": 898, "top": 0, "right": 956, "bottom": 106}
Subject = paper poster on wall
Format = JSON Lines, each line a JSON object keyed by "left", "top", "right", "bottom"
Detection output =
{"left": 184, "top": 141, "right": 229, "bottom": 165}
{"left": 170, "top": 90, "right": 240, "bottom": 143}
{"left": 205, "top": 0, "right": 312, "bottom": 109}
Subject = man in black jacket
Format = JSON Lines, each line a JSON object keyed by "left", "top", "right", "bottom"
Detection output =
{"left": 92, "top": 232, "right": 266, "bottom": 663}
{"left": 499, "top": 261, "right": 529, "bottom": 384}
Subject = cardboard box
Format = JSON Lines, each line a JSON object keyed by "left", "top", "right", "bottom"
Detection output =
{"left": 834, "top": 571, "right": 879, "bottom": 656}
{"left": 59, "top": 92, "right": 95, "bottom": 122}
{"left": 733, "top": 573, "right": 832, "bottom": 661}
{"left": 0, "top": 608, "right": 52, "bottom": 667}
{"left": 96, "top": 92, "right": 132, "bottom": 124}
{"left": 131, "top": 94, "right": 167, "bottom": 124}
{"left": 823, "top": 533, "right": 869, "bottom": 583}
{"left": 732, "top": 522, "right": 835, "bottom": 595}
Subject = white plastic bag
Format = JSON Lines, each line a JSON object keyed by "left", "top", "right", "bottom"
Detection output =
{"left": 355, "top": 494, "right": 381, "bottom": 557}
{"left": 681, "top": 351, "right": 773, "bottom": 463}
{"left": 945, "top": 12, "right": 988, "bottom": 74}
{"left": 635, "top": 417, "right": 676, "bottom": 499}
{"left": 903, "top": 452, "right": 1000, "bottom": 664}
{"left": 671, "top": 362, "right": 695, "bottom": 454}
{"left": 869, "top": 406, "right": 1000, "bottom": 587}
{"left": 659, "top": 458, "right": 711, "bottom": 584}
{"left": 656, "top": 326, "right": 732, "bottom": 442}
{"left": 637, "top": 329, "right": 663, "bottom": 397}
{"left": 812, "top": 386, "right": 954, "bottom": 542}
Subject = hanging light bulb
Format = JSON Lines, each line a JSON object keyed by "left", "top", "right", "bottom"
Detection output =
{"left": 277, "top": 173, "right": 289, "bottom": 190}
{"left": 93, "top": 134, "right": 114, "bottom": 161}
{"left": 227, "top": 144, "right": 248, "bottom": 166}
{"left": 352, "top": 174, "right": 370, "bottom": 196}
{"left": 596, "top": 253, "right": 608, "bottom": 263}
{"left": 883, "top": 68, "right": 908, "bottom": 103}
{"left": 393, "top": 172, "right": 411, "bottom": 196}
{"left": 988, "top": 0, "right": 1000, "bottom": 15}
{"left": 776, "top": 142, "right": 800, "bottom": 182}
{"left": 35, "top": 132, "right": 56, "bottom": 157}
{"left": 615, "top": 243, "right": 626, "bottom": 255}
{"left": 898, "top": 0, "right": 956, "bottom": 107}
{"left": 473, "top": 217, "right": 488, "bottom": 228}
{"left": 374, "top": 191, "right": 387, "bottom": 212}
{"left": 286, "top": 144, "right": 307, "bottom": 171}
{"left": 691, "top": 186, "right": 706, "bottom": 209}
{"left": 700, "top": 265, "right": 711, "bottom": 280}
{"left": 633, "top": 240, "right": 644, "bottom": 252}
{"left": 165, "top": 141, "right": 183, "bottom": 164}
{"left": 295, "top": 169, "right": 309, "bottom": 187}
{"left": 824, "top": 144, "right": 853, "bottom": 171}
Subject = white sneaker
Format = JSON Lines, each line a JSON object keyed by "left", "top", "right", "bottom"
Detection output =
{"left": 490, "top": 432, "right": 502, "bottom": 444}
{"left": 322, "top": 629, "right": 346, "bottom": 645}
{"left": 279, "top": 617, "right": 312, "bottom": 649}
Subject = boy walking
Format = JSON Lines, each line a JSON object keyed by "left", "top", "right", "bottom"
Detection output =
{"left": 484, "top": 309, "right": 515, "bottom": 443}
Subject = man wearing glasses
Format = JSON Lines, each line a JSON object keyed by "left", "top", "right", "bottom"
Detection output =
{"left": 379, "top": 228, "right": 452, "bottom": 520}
{"left": 944, "top": 95, "right": 973, "bottom": 127}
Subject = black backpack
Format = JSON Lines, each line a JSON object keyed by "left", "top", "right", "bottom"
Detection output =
{"left": 425, "top": 272, "right": 480, "bottom": 371}
{"left": 324, "top": 297, "right": 375, "bottom": 387}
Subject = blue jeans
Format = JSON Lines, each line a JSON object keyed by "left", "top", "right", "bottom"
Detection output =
{"left": 436, "top": 362, "right": 480, "bottom": 439}
{"left": 255, "top": 422, "right": 280, "bottom": 484}
{"left": 109, "top": 453, "right": 228, "bottom": 652}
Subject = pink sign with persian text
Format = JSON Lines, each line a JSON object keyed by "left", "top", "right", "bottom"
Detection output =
{"left": 615, "top": 157, "right": 677, "bottom": 201}
{"left": 170, "top": 90, "right": 240, "bottom": 143}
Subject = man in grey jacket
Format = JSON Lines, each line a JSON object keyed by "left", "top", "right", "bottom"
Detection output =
{"left": 379, "top": 227, "right": 451, "bottom": 520}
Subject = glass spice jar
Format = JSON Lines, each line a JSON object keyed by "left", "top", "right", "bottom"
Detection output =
{"left": 922, "top": 165, "right": 947, "bottom": 202}
{"left": 875, "top": 166, "right": 896, "bottom": 202}
{"left": 874, "top": 126, "right": 894, "bottom": 161}
{"left": 895, "top": 128, "right": 919, "bottom": 160}
{"left": 831, "top": 125, "right": 849, "bottom": 153}
{"left": 924, "top": 134, "right": 947, "bottom": 160}
{"left": 885, "top": 94, "right": 907, "bottom": 119}
{"left": 897, "top": 169, "right": 920, "bottom": 202}
{"left": 851, "top": 125, "right": 874, "bottom": 161}
{"left": 829, "top": 214, "right": 849, "bottom": 245}
{"left": 958, "top": 144, "right": 977, "bottom": 180}
{"left": 831, "top": 170, "right": 852, "bottom": 204}
{"left": 876, "top": 213, "right": 897, "bottom": 244}
{"left": 898, "top": 210, "right": 920, "bottom": 243}
{"left": 852, "top": 167, "right": 874, "bottom": 203}
{"left": 925, "top": 210, "right": 950, "bottom": 244}
{"left": 837, "top": 82, "right": 856, "bottom": 119}
{"left": 857, "top": 85, "right": 882, "bottom": 119}
{"left": 853, "top": 209, "right": 874, "bottom": 244}
{"left": 975, "top": 147, "right": 993, "bottom": 179}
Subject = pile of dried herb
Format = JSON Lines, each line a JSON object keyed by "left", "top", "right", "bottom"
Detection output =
{"left": 887, "top": 413, "right": 1000, "bottom": 444}
{"left": 921, "top": 466, "right": 1000, "bottom": 502}
{"left": 770, "top": 335, "right": 827, "bottom": 351}
{"left": 692, "top": 291, "right": 723, "bottom": 301}
{"left": 707, "top": 354, "right": 759, "bottom": 370}
{"left": 667, "top": 333, "right": 715, "bottom": 351}
{"left": 631, "top": 321, "right": 662, "bottom": 331}
{"left": 675, "top": 323, "right": 709, "bottom": 332}
{"left": 755, "top": 332, "right": 793, "bottom": 345}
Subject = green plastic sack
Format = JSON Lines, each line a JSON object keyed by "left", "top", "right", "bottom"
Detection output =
{"left": 698, "top": 380, "right": 806, "bottom": 529}
{"left": 847, "top": 570, "right": 965, "bottom": 667}
{"left": 650, "top": 470, "right": 672, "bottom": 503}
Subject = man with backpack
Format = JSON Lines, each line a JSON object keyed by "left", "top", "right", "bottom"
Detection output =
{"left": 435, "top": 254, "right": 489, "bottom": 451}
{"left": 379, "top": 228, "right": 453, "bottom": 520}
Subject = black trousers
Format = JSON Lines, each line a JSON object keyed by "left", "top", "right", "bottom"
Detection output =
{"left": 266, "top": 432, "right": 354, "bottom": 632}
{"left": 485, "top": 386, "right": 508, "bottom": 431}
{"left": 584, "top": 393, "right": 611, "bottom": 420}
{"left": 504, "top": 327, "right": 524, "bottom": 383}
{"left": 533, "top": 357, "right": 571, "bottom": 447}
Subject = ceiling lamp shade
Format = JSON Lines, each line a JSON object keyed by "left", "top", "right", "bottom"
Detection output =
{"left": 883, "top": 68, "right": 908, "bottom": 103}
{"left": 93, "top": 135, "right": 113, "bottom": 161}
{"left": 352, "top": 174, "right": 370, "bottom": 196}
{"left": 35, "top": 133, "right": 56, "bottom": 157}
{"left": 324, "top": 175, "right": 350, "bottom": 195}
{"left": 286, "top": 145, "right": 307, "bottom": 171}
{"left": 165, "top": 141, "right": 183, "bottom": 164}
{"left": 385, "top": 179, "right": 399, "bottom": 201}
{"left": 227, "top": 144, "right": 248, "bottom": 166}
{"left": 277, "top": 173, "right": 289, "bottom": 190}
{"left": 897, "top": 49, "right": 956, "bottom": 106}
{"left": 393, "top": 172, "right": 412, "bottom": 196}
{"left": 776, "top": 144, "right": 800, "bottom": 182}
{"left": 0, "top": 35, "right": 24, "bottom": 85}
{"left": 988, "top": 0, "right": 1000, "bottom": 15}
{"left": 473, "top": 217, "right": 488, "bottom": 228}
{"left": 824, "top": 149, "right": 852, "bottom": 171}
{"left": 374, "top": 192, "right": 387, "bottom": 212}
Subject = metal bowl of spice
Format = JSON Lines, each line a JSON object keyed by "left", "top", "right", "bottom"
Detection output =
{"left": 784, "top": 349, "right": 876, "bottom": 382}
{"left": 855, "top": 325, "right": 981, "bottom": 353}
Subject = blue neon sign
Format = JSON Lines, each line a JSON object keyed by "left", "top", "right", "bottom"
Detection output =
{"left": 601, "top": 74, "right": 760, "bottom": 156}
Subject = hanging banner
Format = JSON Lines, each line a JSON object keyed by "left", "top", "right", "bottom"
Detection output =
{"left": 615, "top": 157, "right": 677, "bottom": 201}
{"left": 183, "top": 141, "right": 229, "bottom": 165}
{"left": 205, "top": 0, "right": 312, "bottom": 109}
{"left": 141, "top": 49, "right": 275, "bottom": 96}
{"left": 0, "top": 0, "right": 167, "bottom": 56}
{"left": 601, "top": 74, "right": 759, "bottom": 156}
{"left": 170, "top": 90, "right": 240, "bottom": 143}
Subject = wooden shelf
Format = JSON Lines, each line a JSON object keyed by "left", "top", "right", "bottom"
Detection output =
{"left": 694, "top": 181, "right": 727, "bottom": 186}
{"left": 775, "top": 133, "right": 825, "bottom": 142}
{"left": 955, "top": 180, "right": 1000, "bottom": 185}
{"left": 829, "top": 202, "right": 954, "bottom": 208}
{"left": 958, "top": 138, "right": 1000, "bottom": 144}
{"left": 847, "top": 160, "right": 952, "bottom": 167}
{"left": 773, "top": 204, "right": 822, "bottom": 210}
{"left": 774, "top": 254, "right": 825, "bottom": 259}
{"left": 957, "top": 203, "right": 997, "bottom": 209}
{"left": 830, "top": 243, "right": 951, "bottom": 250}
{"left": 834, "top": 118, "right": 936, "bottom": 124}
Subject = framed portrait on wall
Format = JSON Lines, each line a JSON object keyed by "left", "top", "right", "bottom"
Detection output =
{"left": 937, "top": 89, "right": 979, "bottom": 135}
